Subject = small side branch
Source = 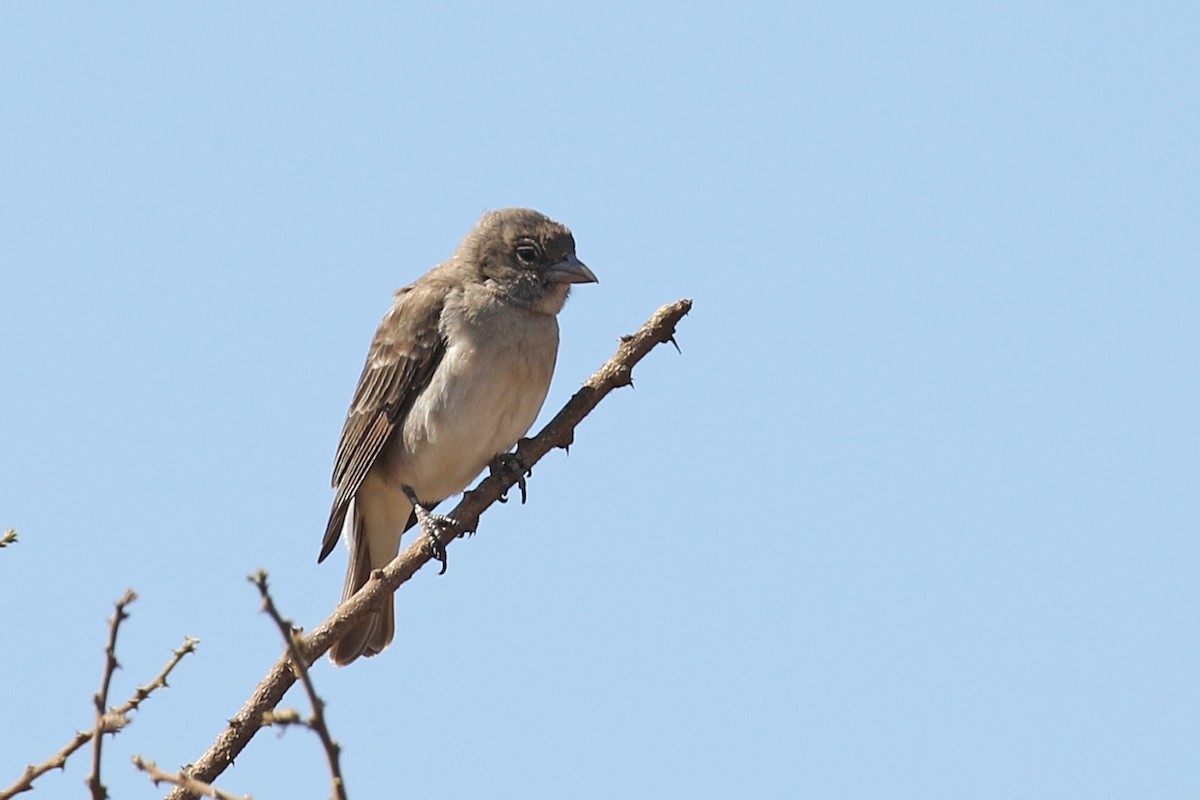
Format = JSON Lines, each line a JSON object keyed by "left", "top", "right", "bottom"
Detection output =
{"left": 250, "top": 571, "right": 347, "bottom": 800}
{"left": 0, "top": 731, "right": 92, "bottom": 800}
{"left": 110, "top": 636, "right": 200, "bottom": 719}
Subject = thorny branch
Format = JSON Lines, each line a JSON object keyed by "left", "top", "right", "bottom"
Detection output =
{"left": 111, "top": 636, "right": 200, "bottom": 720}
{"left": 0, "top": 612, "right": 197, "bottom": 799}
{"left": 250, "top": 570, "right": 347, "bottom": 800}
{"left": 87, "top": 590, "right": 136, "bottom": 800}
{"left": 160, "top": 298, "right": 693, "bottom": 800}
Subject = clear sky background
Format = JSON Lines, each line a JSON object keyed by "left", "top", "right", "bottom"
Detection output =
{"left": 2, "top": 3, "right": 1197, "bottom": 798}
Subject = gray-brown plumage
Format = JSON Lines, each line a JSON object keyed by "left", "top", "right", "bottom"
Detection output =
{"left": 320, "top": 208, "right": 597, "bottom": 665}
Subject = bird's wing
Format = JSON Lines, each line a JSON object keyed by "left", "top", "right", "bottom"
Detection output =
{"left": 318, "top": 280, "right": 447, "bottom": 562}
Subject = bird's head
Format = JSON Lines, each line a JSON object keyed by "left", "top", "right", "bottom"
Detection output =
{"left": 460, "top": 208, "right": 598, "bottom": 315}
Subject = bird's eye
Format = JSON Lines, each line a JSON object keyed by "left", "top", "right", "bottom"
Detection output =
{"left": 515, "top": 245, "right": 539, "bottom": 265}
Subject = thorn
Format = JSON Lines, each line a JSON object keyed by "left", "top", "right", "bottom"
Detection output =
{"left": 667, "top": 334, "right": 681, "bottom": 353}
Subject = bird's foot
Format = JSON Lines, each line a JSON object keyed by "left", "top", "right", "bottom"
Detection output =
{"left": 402, "top": 485, "right": 462, "bottom": 576}
{"left": 489, "top": 449, "right": 531, "bottom": 504}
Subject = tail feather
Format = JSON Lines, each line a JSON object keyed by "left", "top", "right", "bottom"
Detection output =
{"left": 329, "top": 500, "right": 396, "bottom": 666}
{"left": 330, "top": 605, "right": 394, "bottom": 666}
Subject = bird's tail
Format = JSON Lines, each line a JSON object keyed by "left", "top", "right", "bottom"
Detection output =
{"left": 329, "top": 501, "right": 396, "bottom": 666}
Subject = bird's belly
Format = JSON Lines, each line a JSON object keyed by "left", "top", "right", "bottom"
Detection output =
{"left": 388, "top": 319, "right": 557, "bottom": 502}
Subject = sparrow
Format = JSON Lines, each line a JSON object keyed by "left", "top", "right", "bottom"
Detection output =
{"left": 319, "top": 208, "right": 598, "bottom": 665}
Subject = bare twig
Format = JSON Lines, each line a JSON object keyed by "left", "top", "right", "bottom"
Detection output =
{"left": 250, "top": 570, "right": 347, "bottom": 800}
{"left": 165, "top": 298, "right": 693, "bottom": 799}
{"left": 132, "top": 757, "right": 250, "bottom": 800}
{"left": 259, "top": 708, "right": 304, "bottom": 728}
{"left": 110, "top": 636, "right": 200, "bottom": 720}
{"left": 0, "top": 636, "right": 199, "bottom": 800}
{"left": 0, "top": 731, "right": 92, "bottom": 800}
{"left": 0, "top": 529, "right": 16, "bottom": 548}
{"left": 87, "top": 590, "right": 137, "bottom": 800}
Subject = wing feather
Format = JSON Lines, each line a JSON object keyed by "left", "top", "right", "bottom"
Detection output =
{"left": 318, "top": 280, "right": 447, "bottom": 562}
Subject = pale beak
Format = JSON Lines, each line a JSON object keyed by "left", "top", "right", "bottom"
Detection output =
{"left": 547, "top": 254, "right": 599, "bottom": 284}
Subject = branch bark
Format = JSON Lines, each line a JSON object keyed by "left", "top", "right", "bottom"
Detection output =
{"left": 165, "top": 298, "right": 693, "bottom": 799}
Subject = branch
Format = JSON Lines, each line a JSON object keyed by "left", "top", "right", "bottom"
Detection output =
{"left": 87, "top": 590, "right": 137, "bottom": 800}
{"left": 110, "top": 636, "right": 200, "bottom": 720}
{"left": 0, "top": 636, "right": 199, "bottom": 800}
{"left": 165, "top": 297, "right": 693, "bottom": 799}
{"left": 132, "top": 757, "right": 250, "bottom": 800}
{"left": 1, "top": 731, "right": 92, "bottom": 800}
{"left": 0, "top": 529, "right": 16, "bottom": 548}
{"left": 250, "top": 570, "right": 347, "bottom": 800}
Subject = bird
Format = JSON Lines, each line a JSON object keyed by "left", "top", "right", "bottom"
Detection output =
{"left": 319, "top": 208, "right": 597, "bottom": 665}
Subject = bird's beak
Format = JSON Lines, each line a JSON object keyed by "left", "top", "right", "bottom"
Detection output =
{"left": 547, "top": 254, "right": 599, "bottom": 285}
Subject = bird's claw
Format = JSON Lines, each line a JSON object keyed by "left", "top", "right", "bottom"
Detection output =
{"left": 402, "top": 485, "right": 461, "bottom": 575}
{"left": 490, "top": 451, "right": 531, "bottom": 505}
{"left": 422, "top": 525, "right": 449, "bottom": 574}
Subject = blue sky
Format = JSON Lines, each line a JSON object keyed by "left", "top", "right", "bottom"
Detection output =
{"left": 2, "top": 3, "right": 1197, "bottom": 798}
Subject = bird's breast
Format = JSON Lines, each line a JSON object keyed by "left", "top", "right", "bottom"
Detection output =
{"left": 389, "top": 302, "right": 560, "bottom": 502}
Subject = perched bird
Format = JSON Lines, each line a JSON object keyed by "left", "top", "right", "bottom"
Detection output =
{"left": 319, "top": 208, "right": 597, "bottom": 665}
